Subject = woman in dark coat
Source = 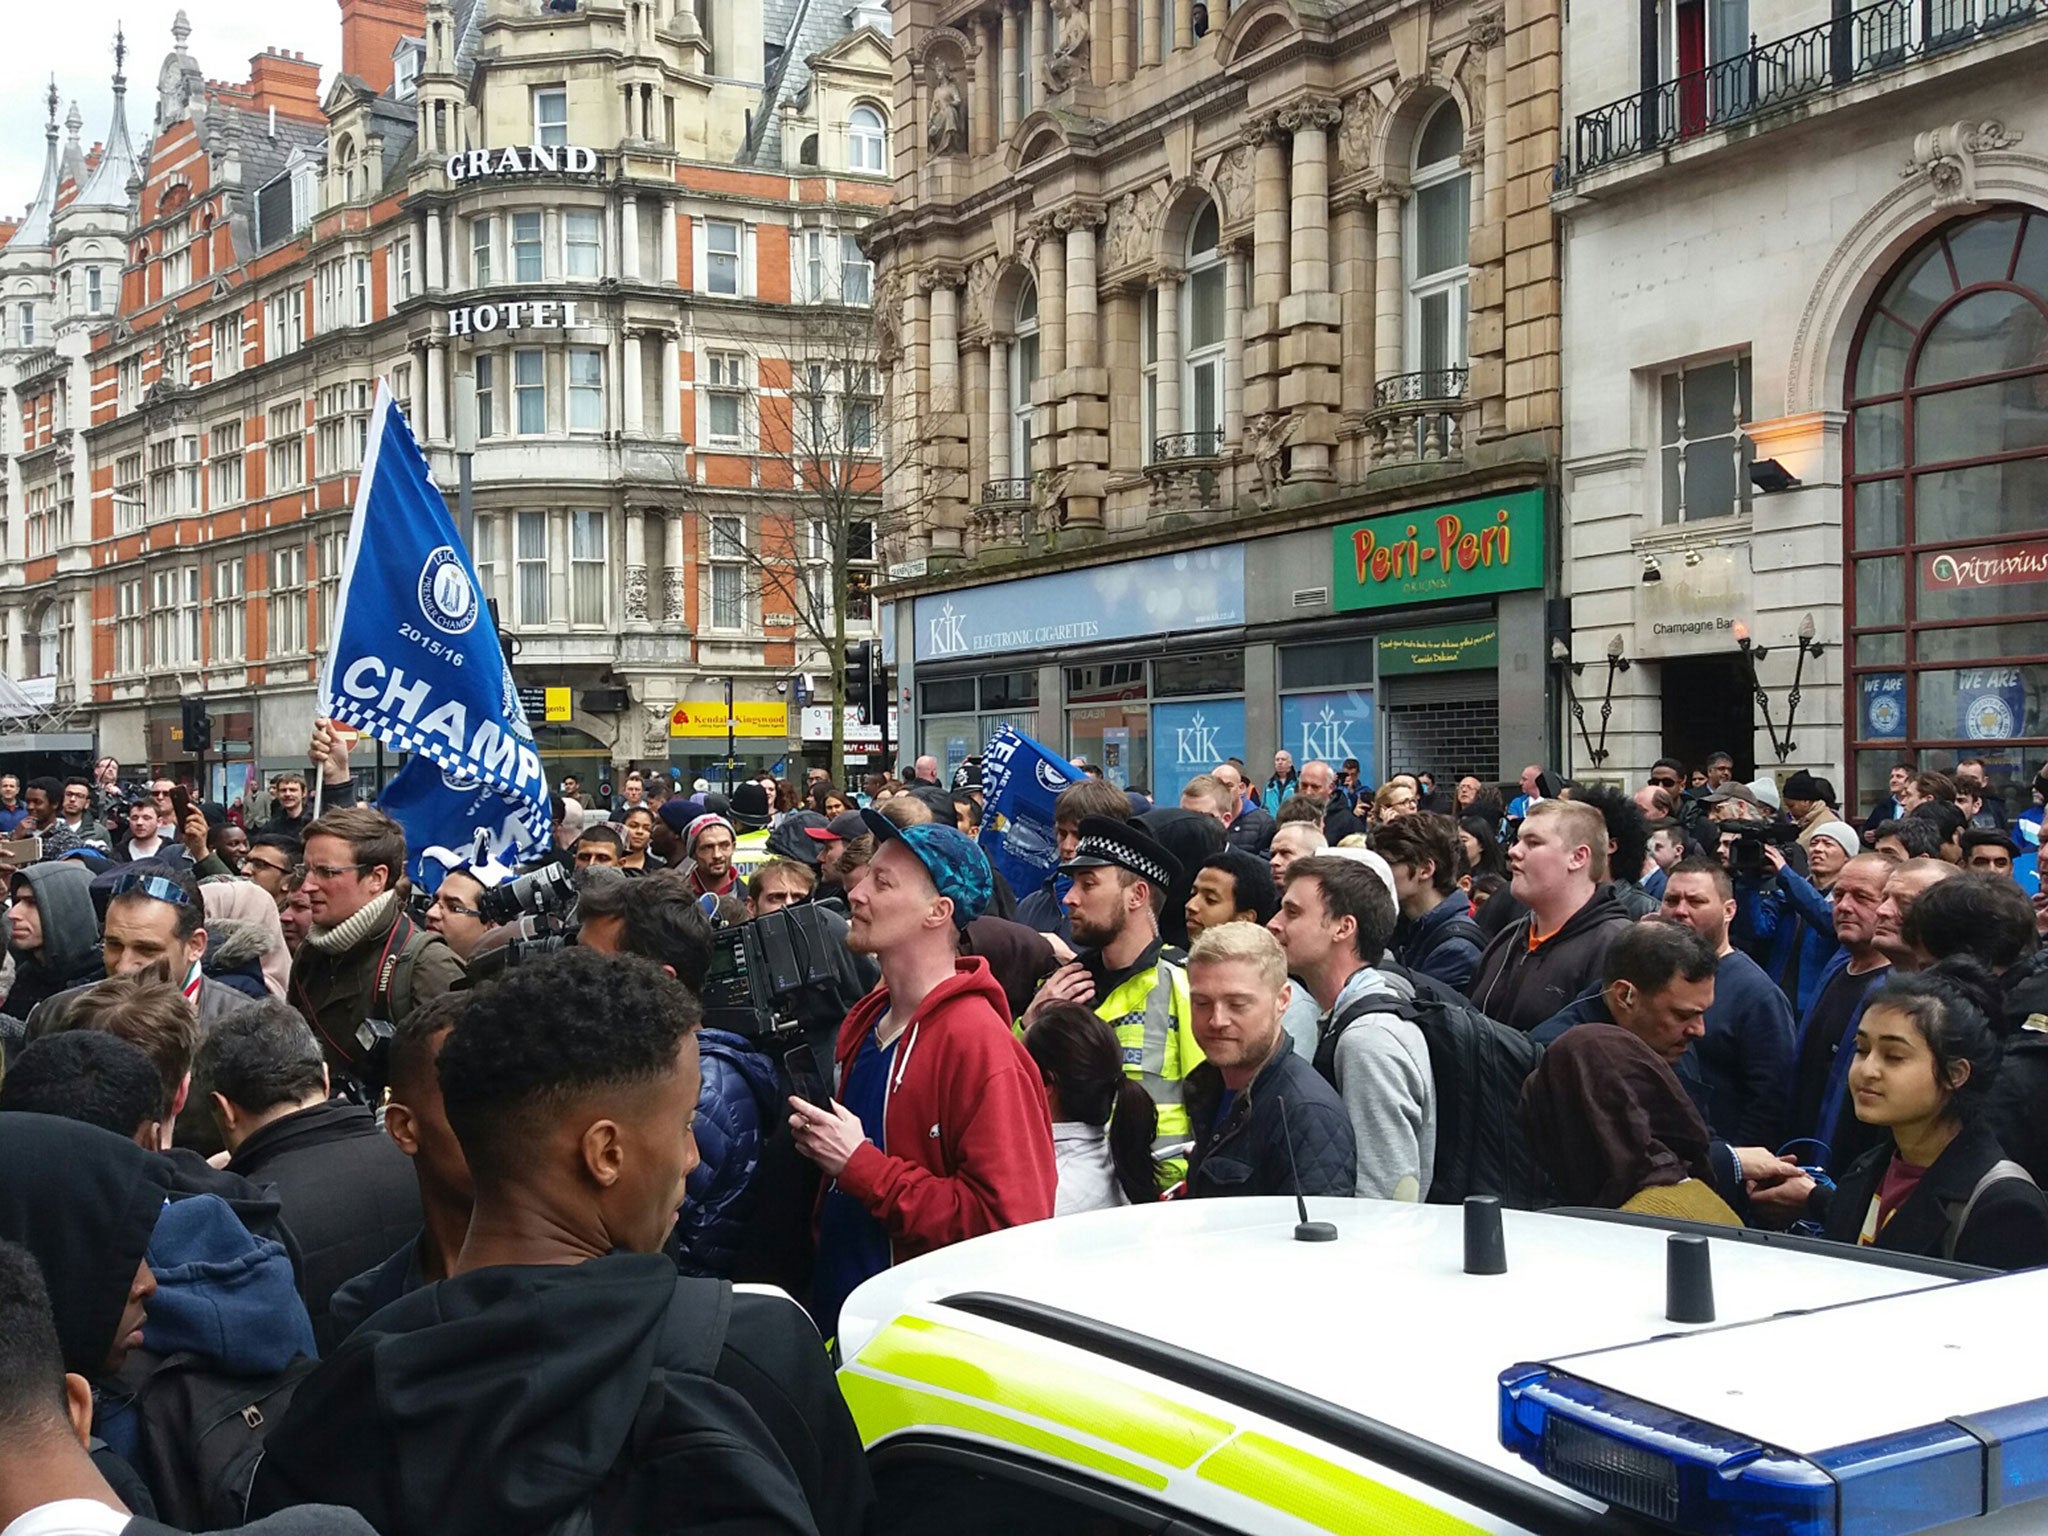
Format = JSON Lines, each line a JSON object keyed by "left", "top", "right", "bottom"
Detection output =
{"left": 1813, "top": 961, "right": 2048, "bottom": 1270}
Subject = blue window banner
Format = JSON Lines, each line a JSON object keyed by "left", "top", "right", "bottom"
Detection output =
{"left": 1280, "top": 690, "right": 1374, "bottom": 773}
{"left": 1150, "top": 699, "right": 1247, "bottom": 801}
{"left": 1957, "top": 667, "right": 2027, "bottom": 741}
{"left": 913, "top": 544, "right": 1246, "bottom": 662}
{"left": 1860, "top": 674, "right": 1906, "bottom": 740}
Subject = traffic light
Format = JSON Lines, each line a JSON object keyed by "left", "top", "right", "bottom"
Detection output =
{"left": 845, "top": 640, "right": 873, "bottom": 717}
{"left": 181, "top": 696, "right": 213, "bottom": 754}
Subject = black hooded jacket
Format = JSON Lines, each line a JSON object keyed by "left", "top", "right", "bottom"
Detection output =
{"left": 251, "top": 1252, "right": 874, "bottom": 1536}
{"left": 3, "top": 861, "right": 105, "bottom": 1019}
{"left": 1466, "top": 884, "right": 1633, "bottom": 1033}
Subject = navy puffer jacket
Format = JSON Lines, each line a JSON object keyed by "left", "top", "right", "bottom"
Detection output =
{"left": 667, "top": 1029, "right": 784, "bottom": 1277}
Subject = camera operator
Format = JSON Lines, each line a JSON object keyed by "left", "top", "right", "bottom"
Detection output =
{"left": 576, "top": 869, "right": 786, "bottom": 1280}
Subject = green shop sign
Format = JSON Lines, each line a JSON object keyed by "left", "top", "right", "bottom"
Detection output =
{"left": 1333, "top": 489, "right": 1546, "bottom": 611}
{"left": 1377, "top": 622, "right": 1499, "bottom": 676}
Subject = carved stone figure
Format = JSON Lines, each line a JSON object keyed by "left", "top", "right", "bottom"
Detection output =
{"left": 1901, "top": 120, "right": 2022, "bottom": 211}
{"left": 624, "top": 563, "right": 649, "bottom": 622}
{"left": 1042, "top": 0, "right": 1091, "bottom": 96}
{"left": 963, "top": 255, "right": 998, "bottom": 333}
{"left": 927, "top": 61, "right": 966, "bottom": 155}
{"left": 1210, "top": 145, "right": 1253, "bottom": 224}
{"left": 1470, "top": 9, "right": 1506, "bottom": 50}
{"left": 1337, "top": 94, "right": 1376, "bottom": 175}
{"left": 1243, "top": 412, "right": 1298, "bottom": 508}
{"left": 1105, "top": 184, "right": 1163, "bottom": 270}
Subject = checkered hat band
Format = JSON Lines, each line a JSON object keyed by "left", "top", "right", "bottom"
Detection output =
{"left": 1076, "top": 835, "right": 1171, "bottom": 888}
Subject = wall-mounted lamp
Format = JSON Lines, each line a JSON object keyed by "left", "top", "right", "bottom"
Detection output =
{"left": 1557, "top": 633, "right": 1631, "bottom": 767}
{"left": 1735, "top": 614, "right": 1828, "bottom": 763}
{"left": 1751, "top": 458, "right": 1802, "bottom": 493}
{"left": 1641, "top": 553, "right": 1662, "bottom": 584}
{"left": 1684, "top": 546, "right": 1702, "bottom": 567}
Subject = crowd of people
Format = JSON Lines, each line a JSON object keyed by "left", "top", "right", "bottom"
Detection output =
{"left": 2, "top": 725, "right": 2047, "bottom": 1536}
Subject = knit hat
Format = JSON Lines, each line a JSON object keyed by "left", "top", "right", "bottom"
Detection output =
{"left": 858, "top": 808, "right": 992, "bottom": 927}
{"left": 1782, "top": 770, "right": 1827, "bottom": 804}
{"left": 1809, "top": 820, "right": 1861, "bottom": 858}
{"left": 1747, "top": 777, "right": 1782, "bottom": 812}
{"left": 727, "top": 783, "right": 772, "bottom": 829}
{"left": 681, "top": 814, "right": 735, "bottom": 855}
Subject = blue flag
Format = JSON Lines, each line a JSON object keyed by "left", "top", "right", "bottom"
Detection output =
{"left": 377, "top": 757, "right": 538, "bottom": 890}
{"left": 318, "top": 383, "right": 548, "bottom": 869}
{"left": 978, "top": 727, "right": 1082, "bottom": 899}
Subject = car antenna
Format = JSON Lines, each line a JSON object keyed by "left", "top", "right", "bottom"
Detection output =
{"left": 1278, "top": 1097, "right": 1337, "bottom": 1242}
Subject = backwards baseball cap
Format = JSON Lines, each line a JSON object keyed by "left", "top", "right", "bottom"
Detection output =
{"left": 1059, "top": 813, "right": 1184, "bottom": 892}
{"left": 764, "top": 811, "right": 830, "bottom": 867}
{"left": 859, "top": 807, "right": 992, "bottom": 927}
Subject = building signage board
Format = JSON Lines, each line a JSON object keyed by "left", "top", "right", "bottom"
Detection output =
{"left": 912, "top": 545, "right": 1245, "bottom": 662}
{"left": 1280, "top": 690, "right": 1374, "bottom": 772}
{"left": 799, "top": 704, "right": 888, "bottom": 746}
{"left": 517, "top": 686, "right": 574, "bottom": 725}
{"left": 447, "top": 300, "right": 587, "bottom": 335}
{"left": 1922, "top": 540, "right": 2048, "bottom": 593}
{"left": 1151, "top": 700, "right": 1246, "bottom": 799}
{"left": 1377, "top": 621, "right": 1499, "bottom": 676}
{"left": 670, "top": 701, "right": 789, "bottom": 738}
{"left": 1332, "top": 490, "right": 1545, "bottom": 612}
{"left": 444, "top": 145, "right": 602, "bottom": 181}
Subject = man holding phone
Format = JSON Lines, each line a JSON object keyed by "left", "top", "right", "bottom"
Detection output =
{"left": 114, "top": 794, "right": 190, "bottom": 866}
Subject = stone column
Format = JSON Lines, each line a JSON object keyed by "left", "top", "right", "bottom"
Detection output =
{"left": 1276, "top": 97, "right": 1343, "bottom": 479}
{"left": 658, "top": 200, "right": 678, "bottom": 285}
{"left": 1251, "top": 124, "right": 1289, "bottom": 307}
{"left": 1034, "top": 219, "right": 1067, "bottom": 375}
{"left": 929, "top": 274, "right": 960, "bottom": 414}
{"left": 1373, "top": 185, "right": 1405, "bottom": 387}
{"left": 1155, "top": 271, "right": 1182, "bottom": 449}
{"left": 978, "top": 18, "right": 1001, "bottom": 150}
{"left": 1033, "top": 0, "right": 1052, "bottom": 104}
{"left": 1065, "top": 215, "right": 1100, "bottom": 371}
{"left": 1288, "top": 106, "right": 1332, "bottom": 295}
{"left": 425, "top": 340, "right": 447, "bottom": 442}
{"left": 1091, "top": 0, "right": 1112, "bottom": 84}
{"left": 1223, "top": 242, "right": 1246, "bottom": 444}
{"left": 620, "top": 198, "right": 641, "bottom": 282}
{"left": 1000, "top": 4, "right": 1020, "bottom": 135}
{"left": 1143, "top": 0, "right": 1163, "bottom": 64}
{"left": 1479, "top": 8, "right": 1508, "bottom": 228}
{"left": 1333, "top": 192, "right": 1372, "bottom": 426}
{"left": 660, "top": 333, "right": 682, "bottom": 438}
{"left": 661, "top": 510, "right": 685, "bottom": 623}
{"left": 625, "top": 507, "right": 649, "bottom": 621}
{"left": 623, "top": 330, "right": 645, "bottom": 434}
{"left": 963, "top": 340, "right": 990, "bottom": 502}
{"left": 1111, "top": 0, "right": 1132, "bottom": 81}
{"left": 424, "top": 210, "right": 445, "bottom": 291}
{"left": 988, "top": 335, "right": 1011, "bottom": 481}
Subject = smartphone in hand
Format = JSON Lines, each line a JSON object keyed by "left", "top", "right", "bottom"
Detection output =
{"left": 784, "top": 1046, "right": 834, "bottom": 1111}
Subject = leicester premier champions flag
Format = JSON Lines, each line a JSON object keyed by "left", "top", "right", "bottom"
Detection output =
{"left": 317, "top": 381, "right": 550, "bottom": 881}
{"left": 977, "top": 726, "right": 1084, "bottom": 899}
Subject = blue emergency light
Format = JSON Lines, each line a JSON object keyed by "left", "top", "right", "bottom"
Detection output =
{"left": 1500, "top": 1364, "right": 2048, "bottom": 1536}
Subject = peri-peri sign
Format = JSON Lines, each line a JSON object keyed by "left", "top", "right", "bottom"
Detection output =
{"left": 1333, "top": 489, "right": 1545, "bottom": 612}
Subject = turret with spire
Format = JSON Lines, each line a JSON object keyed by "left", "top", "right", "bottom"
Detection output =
{"left": 54, "top": 30, "right": 142, "bottom": 329}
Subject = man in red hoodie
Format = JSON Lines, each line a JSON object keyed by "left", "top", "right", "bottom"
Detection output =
{"left": 790, "top": 808, "right": 1056, "bottom": 1339}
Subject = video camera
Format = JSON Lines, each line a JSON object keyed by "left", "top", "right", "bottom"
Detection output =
{"left": 476, "top": 860, "right": 578, "bottom": 924}
{"left": 1720, "top": 817, "right": 1801, "bottom": 882}
{"left": 699, "top": 899, "right": 850, "bottom": 1042}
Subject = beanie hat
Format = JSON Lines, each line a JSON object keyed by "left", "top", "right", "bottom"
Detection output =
{"left": 1809, "top": 820, "right": 1861, "bottom": 858}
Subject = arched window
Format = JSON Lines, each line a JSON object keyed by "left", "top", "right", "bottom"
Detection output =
{"left": 1845, "top": 205, "right": 2048, "bottom": 814}
{"left": 1010, "top": 280, "right": 1039, "bottom": 478}
{"left": 1184, "top": 203, "right": 1224, "bottom": 451}
{"left": 336, "top": 136, "right": 358, "bottom": 203}
{"left": 848, "top": 105, "right": 886, "bottom": 173}
{"left": 1406, "top": 99, "right": 1470, "bottom": 387}
{"left": 799, "top": 133, "right": 820, "bottom": 166}
{"left": 28, "top": 602, "right": 58, "bottom": 680}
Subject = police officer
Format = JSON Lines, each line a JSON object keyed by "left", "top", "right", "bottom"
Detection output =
{"left": 1024, "top": 815, "right": 1198, "bottom": 1188}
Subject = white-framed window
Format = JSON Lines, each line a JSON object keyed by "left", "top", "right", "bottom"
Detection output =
{"left": 391, "top": 235, "right": 414, "bottom": 301}
{"left": 705, "top": 220, "right": 741, "bottom": 296}
{"left": 147, "top": 439, "right": 180, "bottom": 522}
{"left": 115, "top": 579, "right": 145, "bottom": 673}
{"left": 210, "top": 420, "right": 244, "bottom": 507}
{"left": 114, "top": 452, "right": 144, "bottom": 533}
{"left": 1659, "top": 352, "right": 1754, "bottom": 524}
{"left": 291, "top": 160, "right": 318, "bottom": 230}
{"left": 179, "top": 435, "right": 201, "bottom": 512}
{"left": 475, "top": 355, "right": 497, "bottom": 438}
{"left": 512, "top": 211, "right": 544, "bottom": 282}
{"left": 390, "top": 360, "right": 413, "bottom": 420}
{"left": 85, "top": 266, "right": 103, "bottom": 314}
{"left": 841, "top": 233, "right": 872, "bottom": 306}
{"left": 336, "top": 135, "right": 361, "bottom": 203}
{"left": 1011, "top": 280, "right": 1039, "bottom": 477}
{"left": 315, "top": 383, "right": 372, "bottom": 478}
{"left": 393, "top": 44, "right": 420, "bottom": 98}
{"left": 24, "top": 486, "right": 52, "bottom": 559}
{"left": 17, "top": 302, "right": 34, "bottom": 349}
{"left": 564, "top": 208, "right": 601, "bottom": 278}
{"left": 162, "top": 218, "right": 191, "bottom": 295}
{"left": 1183, "top": 203, "right": 1225, "bottom": 452}
{"left": 353, "top": 255, "right": 372, "bottom": 325}
{"left": 533, "top": 87, "right": 569, "bottom": 149}
{"left": 267, "top": 400, "right": 304, "bottom": 492}
{"left": 803, "top": 229, "right": 828, "bottom": 303}
{"left": 150, "top": 566, "right": 200, "bottom": 666}
{"left": 471, "top": 215, "right": 495, "bottom": 287}
{"left": 210, "top": 556, "right": 245, "bottom": 664}
{"left": 266, "top": 286, "right": 305, "bottom": 357}
{"left": 270, "top": 546, "right": 307, "bottom": 656}
{"left": 211, "top": 314, "right": 242, "bottom": 378}
{"left": 513, "top": 348, "right": 546, "bottom": 434}
{"left": 473, "top": 515, "right": 501, "bottom": 609}
{"left": 26, "top": 601, "right": 59, "bottom": 679}
{"left": 568, "top": 347, "right": 604, "bottom": 431}
{"left": 708, "top": 514, "right": 745, "bottom": 630}
{"left": 317, "top": 530, "right": 345, "bottom": 645}
{"left": 848, "top": 104, "right": 887, "bottom": 173}
{"left": 705, "top": 350, "right": 746, "bottom": 443}
{"left": 118, "top": 355, "right": 144, "bottom": 410}
{"left": 570, "top": 510, "right": 606, "bottom": 625}
{"left": 316, "top": 258, "right": 347, "bottom": 330}
{"left": 1407, "top": 99, "right": 1470, "bottom": 382}
{"left": 515, "top": 509, "right": 549, "bottom": 626}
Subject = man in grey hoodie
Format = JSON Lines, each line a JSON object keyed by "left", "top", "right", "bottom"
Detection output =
{"left": 1270, "top": 854, "right": 1438, "bottom": 1203}
{"left": 3, "top": 862, "right": 103, "bottom": 1022}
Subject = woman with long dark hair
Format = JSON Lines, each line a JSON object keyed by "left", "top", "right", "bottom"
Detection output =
{"left": 1023, "top": 1002, "right": 1157, "bottom": 1213}
{"left": 1457, "top": 815, "right": 1507, "bottom": 883}
{"left": 808, "top": 780, "right": 850, "bottom": 818}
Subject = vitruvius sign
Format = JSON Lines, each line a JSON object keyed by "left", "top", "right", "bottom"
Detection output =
{"left": 444, "top": 145, "right": 602, "bottom": 180}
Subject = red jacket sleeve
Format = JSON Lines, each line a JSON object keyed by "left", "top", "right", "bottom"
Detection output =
{"left": 835, "top": 1024, "right": 1056, "bottom": 1258}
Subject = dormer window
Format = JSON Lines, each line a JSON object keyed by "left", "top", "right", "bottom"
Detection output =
{"left": 393, "top": 42, "right": 422, "bottom": 99}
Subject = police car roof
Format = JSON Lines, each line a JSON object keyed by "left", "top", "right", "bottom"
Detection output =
{"left": 839, "top": 1198, "right": 1959, "bottom": 1508}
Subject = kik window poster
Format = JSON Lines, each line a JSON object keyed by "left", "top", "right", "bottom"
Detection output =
{"left": 1150, "top": 701, "right": 1247, "bottom": 801}
{"left": 1280, "top": 691, "right": 1373, "bottom": 775}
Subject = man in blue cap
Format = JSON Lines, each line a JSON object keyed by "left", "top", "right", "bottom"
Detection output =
{"left": 789, "top": 809, "right": 1055, "bottom": 1340}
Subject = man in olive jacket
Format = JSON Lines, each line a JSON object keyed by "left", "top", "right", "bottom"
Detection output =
{"left": 289, "top": 807, "right": 463, "bottom": 1087}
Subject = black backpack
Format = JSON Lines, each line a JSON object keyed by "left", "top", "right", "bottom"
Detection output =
{"left": 1314, "top": 966, "right": 1547, "bottom": 1209}
{"left": 118, "top": 1348, "right": 317, "bottom": 1530}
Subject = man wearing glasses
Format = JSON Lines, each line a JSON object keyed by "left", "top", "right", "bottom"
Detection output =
{"left": 242, "top": 834, "right": 303, "bottom": 898}
{"left": 289, "top": 807, "right": 464, "bottom": 1084}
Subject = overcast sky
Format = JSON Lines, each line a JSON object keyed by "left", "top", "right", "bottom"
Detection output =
{"left": 1, "top": 1, "right": 334, "bottom": 224}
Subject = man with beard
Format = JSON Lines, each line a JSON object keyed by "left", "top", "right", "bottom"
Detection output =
{"left": 1022, "top": 816, "right": 1197, "bottom": 1188}
{"left": 789, "top": 812, "right": 1053, "bottom": 1342}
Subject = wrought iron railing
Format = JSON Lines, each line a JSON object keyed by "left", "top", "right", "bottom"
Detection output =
{"left": 1151, "top": 430, "right": 1224, "bottom": 462}
{"left": 1373, "top": 367, "right": 1469, "bottom": 409}
{"left": 980, "top": 477, "right": 1032, "bottom": 504}
{"left": 1570, "top": 0, "right": 2040, "bottom": 179}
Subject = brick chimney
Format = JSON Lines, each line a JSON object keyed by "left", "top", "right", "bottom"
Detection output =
{"left": 341, "top": 0, "right": 428, "bottom": 95}
{"left": 246, "top": 50, "right": 325, "bottom": 121}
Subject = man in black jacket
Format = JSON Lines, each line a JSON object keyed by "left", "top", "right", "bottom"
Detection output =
{"left": 1467, "top": 799, "right": 1632, "bottom": 1031}
{"left": 250, "top": 947, "right": 874, "bottom": 1536}
{"left": 1183, "top": 922, "right": 1355, "bottom": 1199}
{"left": 199, "top": 1002, "right": 421, "bottom": 1353}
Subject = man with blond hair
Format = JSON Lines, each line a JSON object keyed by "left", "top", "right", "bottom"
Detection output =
{"left": 1466, "top": 798, "right": 1631, "bottom": 1031}
{"left": 1181, "top": 921, "right": 1354, "bottom": 1199}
